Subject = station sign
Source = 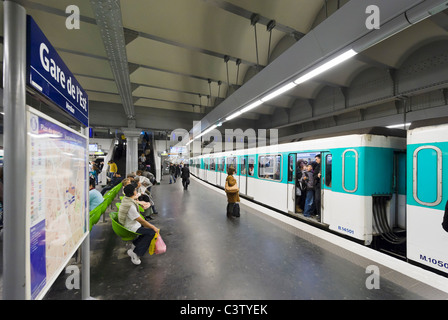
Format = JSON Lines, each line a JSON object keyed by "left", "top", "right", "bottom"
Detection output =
{"left": 26, "top": 15, "right": 89, "bottom": 127}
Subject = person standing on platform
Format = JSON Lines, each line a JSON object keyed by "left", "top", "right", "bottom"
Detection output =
{"left": 119, "top": 184, "right": 159, "bottom": 265}
{"left": 181, "top": 164, "right": 190, "bottom": 190}
{"left": 225, "top": 167, "right": 240, "bottom": 218}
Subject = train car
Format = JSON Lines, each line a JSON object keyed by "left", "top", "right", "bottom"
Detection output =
{"left": 406, "top": 118, "right": 448, "bottom": 275}
{"left": 192, "top": 128, "right": 406, "bottom": 246}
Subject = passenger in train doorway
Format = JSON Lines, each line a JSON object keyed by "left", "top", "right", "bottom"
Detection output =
{"left": 313, "top": 154, "right": 322, "bottom": 220}
{"left": 181, "top": 164, "right": 190, "bottom": 190}
{"left": 302, "top": 165, "right": 315, "bottom": 218}
{"left": 225, "top": 167, "right": 240, "bottom": 218}
{"left": 295, "top": 160, "right": 306, "bottom": 213}
{"left": 442, "top": 199, "right": 448, "bottom": 233}
{"left": 119, "top": 184, "right": 159, "bottom": 265}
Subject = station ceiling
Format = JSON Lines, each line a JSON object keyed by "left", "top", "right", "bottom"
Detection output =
{"left": 1, "top": 0, "right": 448, "bottom": 141}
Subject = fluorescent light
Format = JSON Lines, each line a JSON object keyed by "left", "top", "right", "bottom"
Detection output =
{"left": 386, "top": 123, "right": 411, "bottom": 129}
{"left": 294, "top": 49, "right": 357, "bottom": 85}
{"left": 202, "top": 124, "right": 217, "bottom": 136}
{"left": 240, "top": 100, "right": 263, "bottom": 113}
{"left": 226, "top": 111, "right": 242, "bottom": 121}
{"left": 260, "top": 82, "right": 297, "bottom": 102}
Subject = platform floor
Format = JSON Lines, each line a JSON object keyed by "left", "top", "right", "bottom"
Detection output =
{"left": 37, "top": 176, "right": 448, "bottom": 300}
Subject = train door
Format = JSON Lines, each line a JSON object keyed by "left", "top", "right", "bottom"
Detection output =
{"left": 216, "top": 157, "right": 221, "bottom": 186}
{"left": 287, "top": 153, "right": 296, "bottom": 213}
{"left": 246, "top": 156, "right": 255, "bottom": 198}
{"left": 239, "top": 155, "right": 248, "bottom": 195}
{"left": 220, "top": 157, "right": 226, "bottom": 187}
{"left": 321, "top": 151, "right": 332, "bottom": 224}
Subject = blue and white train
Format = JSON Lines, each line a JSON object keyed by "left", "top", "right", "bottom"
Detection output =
{"left": 189, "top": 119, "right": 448, "bottom": 276}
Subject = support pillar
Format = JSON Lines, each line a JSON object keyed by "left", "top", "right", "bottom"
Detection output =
{"left": 3, "top": 0, "right": 28, "bottom": 300}
{"left": 122, "top": 128, "right": 142, "bottom": 174}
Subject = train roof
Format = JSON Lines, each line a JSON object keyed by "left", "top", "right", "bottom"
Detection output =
{"left": 193, "top": 126, "right": 406, "bottom": 158}
{"left": 295, "top": 127, "right": 406, "bottom": 142}
{"left": 409, "top": 117, "right": 448, "bottom": 130}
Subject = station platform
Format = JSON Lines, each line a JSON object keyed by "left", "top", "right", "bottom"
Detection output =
{"left": 36, "top": 176, "right": 448, "bottom": 300}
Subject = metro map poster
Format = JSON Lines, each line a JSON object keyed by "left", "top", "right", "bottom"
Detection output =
{"left": 27, "top": 108, "right": 88, "bottom": 299}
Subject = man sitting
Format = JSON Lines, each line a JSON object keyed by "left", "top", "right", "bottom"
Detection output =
{"left": 118, "top": 184, "right": 159, "bottom": 265}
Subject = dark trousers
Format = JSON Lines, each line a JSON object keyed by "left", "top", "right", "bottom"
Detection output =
{"left": 314, "top": 186, "right": 321, "bottom": 216}
{"left": 133, "top": 227, "right": 156, "bottom": 256}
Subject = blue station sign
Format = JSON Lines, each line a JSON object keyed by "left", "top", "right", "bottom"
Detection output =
{"left": 26, "top": 16, "right": 88, "bottom": 127}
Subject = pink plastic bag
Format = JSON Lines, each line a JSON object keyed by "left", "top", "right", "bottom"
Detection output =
{"left": 154, "top": 233, "right": 166, "bottom": 254}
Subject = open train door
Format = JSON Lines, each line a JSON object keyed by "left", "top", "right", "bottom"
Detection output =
{"left": 287, "top": 153, "right": 296, "bottom": 214}
{"left": 320, "top": 151, "right": 332, "bottom": 224}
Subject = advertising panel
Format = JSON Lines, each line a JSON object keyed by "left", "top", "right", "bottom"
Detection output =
{"left": 27, "top": 108, "right": 88, "bottom": 299}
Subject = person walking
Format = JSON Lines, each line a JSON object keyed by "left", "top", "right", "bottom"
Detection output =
{"left": 181, "top": 164, "right": 190, "bottom": 190}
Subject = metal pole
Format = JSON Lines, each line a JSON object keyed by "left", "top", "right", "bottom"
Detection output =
{"left": 3, "top": 0, "right": 28, "bottom": 300}
{"left": 81, "top": 127, "right": 91, "bottom": 300}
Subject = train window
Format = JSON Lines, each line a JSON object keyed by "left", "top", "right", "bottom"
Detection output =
{"left": 325, "top": 154, "right": 332, "bottom": 187}
{"left": 227, "top": 157, "right": 237, "bottom": 174}
{"left": 288, "top": 155, "right": 295, "bottom": 182}
{"left": 210, "top": 158, "right": 216, "bottom": 171}
{"left": 342, "top": 149, "right": 358, "bottom": 193}
{"left": 413, "top": 146, "right": 442, "bottom": 206}
{"left": 258, "top": 154, "right": 281, "bottom": 181}
{"left": 205, "top": 158, "right": 209, "bottom": 170}
{"left": 248, "top": 157, "right": 255, "bottom": 176}
{"left": 240, "top": 157, "right": 247, "bottom": 175}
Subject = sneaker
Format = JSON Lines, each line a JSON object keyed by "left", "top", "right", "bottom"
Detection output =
{"left": 127, "top": 249, "right": 141, "bottom": 265}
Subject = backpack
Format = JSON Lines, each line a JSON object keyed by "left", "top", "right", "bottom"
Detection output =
{"left": 442, "top": 200, "right": 448, "bottom": 233}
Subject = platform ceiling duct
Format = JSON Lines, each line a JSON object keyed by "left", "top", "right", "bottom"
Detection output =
{"left": 90, "top": 0, "right": 135, "bottom": 120}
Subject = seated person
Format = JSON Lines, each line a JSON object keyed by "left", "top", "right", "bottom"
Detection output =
{"left": 136, "top": 170, "right": 153, "bottom": 192}
{"left": 89, "top": 178, "right": 104, "bottom": 211}
{"left": 101, "top": 173, "right": 124, "bottom": 195}
{"left": 118, "top": 184, "right": 159, "bottom": 265}
{"left": 122, "top": 178, "right": 154, "bottom": 216}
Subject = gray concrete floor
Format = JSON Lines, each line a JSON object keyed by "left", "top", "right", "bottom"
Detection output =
{"left": 36, "top": 177, "right": 448, "bottom": 300}
{"left": 2, "top": 176, "right": 447, "bottom": 300}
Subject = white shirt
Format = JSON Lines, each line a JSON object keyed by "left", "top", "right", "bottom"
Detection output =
{"left": 124, "top": 204, "right": 141, "bottom": 233}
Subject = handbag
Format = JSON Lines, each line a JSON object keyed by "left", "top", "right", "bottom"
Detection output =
{"left": 148, "top": 232, "right": 158, "bottom": 255}
{"left": 226, "top": 202, "right": 240, "bottom": 217}
{"left": 155, "top": 233, "right": 166, "bottom": 254}
{"left": 232, "top": 203, "right": 240, "bottom": 217}
{"left": 225, "top": 181, "right": 239, "bottom": 193}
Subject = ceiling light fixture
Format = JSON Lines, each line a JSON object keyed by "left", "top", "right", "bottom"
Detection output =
{"left": 294, "top": 49, "right": 357, "bottom": 85}
{"left": 260, "top": 82, "right": 297, "bottom": 102}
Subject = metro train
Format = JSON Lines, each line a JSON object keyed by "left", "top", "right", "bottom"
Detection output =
{"left": 189, "top": 118, "right": 448, "bottom": 276}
